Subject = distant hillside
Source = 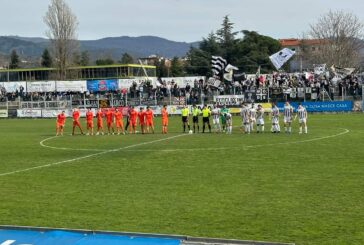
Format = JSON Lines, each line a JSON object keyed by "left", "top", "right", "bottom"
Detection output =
{"left": 0, "top": 35, "right": 200, "bottom": 62}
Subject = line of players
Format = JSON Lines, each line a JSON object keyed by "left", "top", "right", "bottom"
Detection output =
{"left": 239, "top": 101, "right": 308, "bottom": 134}
{"left": 180, "top": 102, "right": 308, "bottom": 135}
{"left": 56, "top": 105, "right": 169, "bottom": 136}
{"left": 55, "top": 102, "right": 308, "bottom": 136}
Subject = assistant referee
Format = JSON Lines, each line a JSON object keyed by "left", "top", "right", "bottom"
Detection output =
{"left": 181, "top": 105, "right": 190, "bottom": 133}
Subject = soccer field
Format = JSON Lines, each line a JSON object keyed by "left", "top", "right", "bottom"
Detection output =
{"left": 0, "top": 114, "right": 363, "bottom": 245}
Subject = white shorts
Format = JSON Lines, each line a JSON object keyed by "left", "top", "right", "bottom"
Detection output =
{"left": 213, "top": 118, "right": 220, "bottom": 124}
{"left": 299, "top": 118, "right": 307, "bottom": 124}
{"left": 284, "top": 117, "right": 292, "bottom": 124}
{"left": 242, "top": 120, "right": 249, "bottom": 126}
{"left": 257, "top": 118, "right": 264, "bottom": 125}
{"left": 226, "top": 119, "right": 232, "bottom": 126}
{"left": 250, "top": 118, "right": 256, "bottom": 124}
{"left": 272, "top": 117, "right": 279, "bottom": 125}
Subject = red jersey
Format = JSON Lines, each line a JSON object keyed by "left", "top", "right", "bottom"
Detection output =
{"left": 96, "top": 111, "right": 103, "bottom": 121}
{"left": 114, "top": 111, "right": 122, "bottom": 121}
{"left": 145, "top": 110, "right": 153, "bottom": 121}
{"left": 86, "top": 111, "right": 94, "bottom": 121}
{"left": 57, "top": 113, "right": 66, "bottom": 124}
{"left": 161, "top": 108, "right": 168, "bottom": 120}
{"left": 138, "top": 111, "right": 145, "bottom": 123}
{"left": 105, "top": 111, "right": 114, "bottom": 122}
{"left": 72, "top": 111, "right": 80, "bottom": 121}
{"left": 130, "top": 109, "right": 138, "bottom": 121}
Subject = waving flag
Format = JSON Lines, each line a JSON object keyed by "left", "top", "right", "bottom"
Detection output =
{"left": 211, "top": 56, "right": 228, "bottom": 75}
{"left": 269, "top": 48, "right": 295, "bottom": 70}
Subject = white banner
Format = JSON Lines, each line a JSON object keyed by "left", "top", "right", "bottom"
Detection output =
{"left": 269, "top": 48, "right": 295, "bottom": 70}
{"left": 3, "top": 82, "right": 27, "bottom": 93}
{"left": 314, "top": 64, "right": 326, "bottom": 75}
{"left": 213, "top": 95, "right": 245, "bottom": 106}
{"left": 17, "top": 109, "right": 42, "bottom": 118}
{"left": 0, "top": 109, "right": 8, "bottom": 118}
{"left": 27, "top": 81, "right": 56, "bottom": 92}
{"left": 160, "top": 77, "right": 205, "bottom": 88}
{"left": 42, "top": 109, "right": 96, "bottom": 118}
{"left": 118, "top": 77, "right": 158, "bottom": 89}
{"left": 56, "top": 80, "right": 87, "bottom": 92}
{"left": 207, "top": 77, "right": 221, "bottom": 88}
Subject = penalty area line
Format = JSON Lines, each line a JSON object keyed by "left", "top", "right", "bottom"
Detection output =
{"left": 0, "top": 134, "right": 189, "bottom": 177}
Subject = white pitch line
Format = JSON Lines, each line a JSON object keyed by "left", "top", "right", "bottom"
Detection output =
{"left": 119, "top": 128, "right": 350, "bottom": 152}
{"left": 40, "top": 136, "right": 105, "bottom": 152}
{"left": 0, "top": 134, "right": 189, "bottom": 177}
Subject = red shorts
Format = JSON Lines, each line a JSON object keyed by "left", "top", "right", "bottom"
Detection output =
{"left": 130, "top": 120, "right": 137, "bottom": 127}
{"left": 146, "top": 120, "right": 153, "bottom": 127}
{"left": 97, "top": 120, "right": 103, "bottom": 128}
{"left": 116, "top": 120, "right": 123, "bottom": 128}
{"left": 56, "top": 123, "right": 64, "bottom": 128}
{"left": 73, "top": 120, "right": 81, "bottom": 127}
{"left": 139, "top": 121, "right": 145, "bottom": 126}
{"left": 107, "top": 121, "right": 113, "bottom": 127}
{"left": 87, "top": 121, "right": 93, "bottom": 128}
{"left": 162, "top": 119, "right": 168, "bottom": 126}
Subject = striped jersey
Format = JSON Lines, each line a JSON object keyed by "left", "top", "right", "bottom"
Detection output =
{"left": 256, "top": 108, "right": 265, "bottom": 120}
{"left": 297, "top": 107, "right": 307, "bottom": 119}
{"left": 284, "top": 105, "right": 293, "bottom": 118}
{"left": 272, "top": 106, "right": 279, "bottom": 118}
{"left": 249, "top": 108, "right": 257, "bottom": 119}
{"left": 211, "top": 108, "right": 220, "bottom": 120}
{"left": 240, "top": 107, "right": 250, "bottom": 122}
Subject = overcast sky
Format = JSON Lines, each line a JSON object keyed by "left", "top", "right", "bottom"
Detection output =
{"left": 1, "top": 0, "right": 364, "bottom": 42}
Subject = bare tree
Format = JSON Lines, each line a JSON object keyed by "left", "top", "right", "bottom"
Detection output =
{"left": 44, "top": 0, "right": 78, "bottom": 79}
{"left": 307, "top": 10, "right": 364, "bottom": 68}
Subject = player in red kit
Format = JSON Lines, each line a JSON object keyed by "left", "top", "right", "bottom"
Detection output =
{"left": 96, "top": 108, "right": 104, "bottom": 135}
{"left": 161, "top": 104, "right": 168, "bottom": 134}
{"left": 56, "top": 111, "right": 66, "bottom": 136}
{"left": 114, "top": 108, "right": 125, "bottom": 135}
{"left": 86, "top": 108, "right": 94, "bottom": 136}
{"left": 72, "top": 108, "right": 84, "bottom": 135}
{"left": 145, "top": 106, "right": 154, "bottom": 134}
{"left": 105, "top": 108, "right": 115, "bottom": 135}
{"left": 138, "top": 107, "right": 145, "bottom": 134}
{"left": 129, "top": 106, "right": 138, "bottom": 134}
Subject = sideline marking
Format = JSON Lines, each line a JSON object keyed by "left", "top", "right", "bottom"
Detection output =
{"left": 0, "top": 134, "right": 188, "bottom": 177}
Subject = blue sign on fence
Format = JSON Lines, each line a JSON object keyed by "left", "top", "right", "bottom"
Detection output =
{"left": 277, "top": 101, "right": 353, "bottom": 112}
{"left": 87, "top": 79, "right": 118, "bottom": 92}
{"left": 0, "top": 229, "right": 181, "bottom": 245}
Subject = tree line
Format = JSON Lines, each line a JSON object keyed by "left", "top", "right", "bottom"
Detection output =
{"left": 7, "top": 0, "right": 364, "bottom": 78}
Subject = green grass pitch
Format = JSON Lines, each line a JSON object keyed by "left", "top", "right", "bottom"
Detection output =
{"left": 0, "top": 114, "right": 363, "bottom": 245}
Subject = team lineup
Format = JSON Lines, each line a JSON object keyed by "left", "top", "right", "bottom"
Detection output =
{"left": 55, "top": 102, "right": 308, "bottom": 136}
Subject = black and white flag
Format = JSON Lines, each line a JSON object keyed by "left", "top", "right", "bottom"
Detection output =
{"left": 211, "top": 56, "right": 228, "bottom": 75}
{"left": 314, "top": 64, "right": 326, "bottom": 75}
{"left": 269, "top": 48, "right": 295, "bottom": 70}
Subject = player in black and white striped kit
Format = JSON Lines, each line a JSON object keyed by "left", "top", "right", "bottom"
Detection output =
{"left": 270, "top": 102, "right": 280, "bottom": 133}
{"left": 249, "top": 104, "right": 257, "bottom": 132}
{"left": 283, "top": 101, "right": 294, "bottom": 134}
{"left": 240, "top": 103, "right": 250, "bottom": 134}
{"left": 256, "top": 104, "right": 265, "bottom": 133}
{"left": 295, "top": 103, "right": 308, "bottom": 134}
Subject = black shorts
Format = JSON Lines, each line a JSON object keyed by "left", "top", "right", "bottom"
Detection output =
{"left": 193, "top": 116, "right": 199, "bottom": 123}
{"left": 203, "top": 117, "right": 209, "bottom": 123}
{"left": 182, "top": 116, "right": 188, "bottom": 123}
